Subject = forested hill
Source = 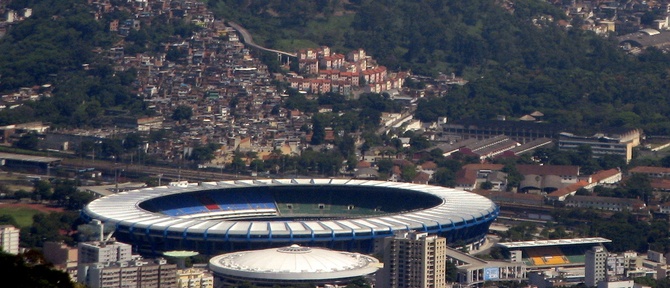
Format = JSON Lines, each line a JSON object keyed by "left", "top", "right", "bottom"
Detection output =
{"left": 0, "top": 0, "right": 201, "bottom": 128}
{"left": 208, "top": 0, "right": 670, "bottom": 135}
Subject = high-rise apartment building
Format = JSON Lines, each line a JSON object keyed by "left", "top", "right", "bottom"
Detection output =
{"left": 586, "top": 246, "right": 608, "bottom": 287}
{"left": 0, "top": 225, "right": 19, "bottom": 254}
{"left": 377, "top": 231, "right": 447, "bottom": 288}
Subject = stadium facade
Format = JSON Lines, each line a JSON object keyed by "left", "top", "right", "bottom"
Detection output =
{"left": 81, "top": 179, "right": 499, "bottom": 255}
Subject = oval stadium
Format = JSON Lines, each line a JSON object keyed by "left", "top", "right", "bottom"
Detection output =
{"left": 81, "top": 178, "right": 499, "bottom": 255}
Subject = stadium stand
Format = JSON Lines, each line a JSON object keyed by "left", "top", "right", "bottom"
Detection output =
{"left": 140, "top": 189, "right": 279, "bottom": 216}
{"left": 525, "top": 247, "right": 569, "bottom": 265}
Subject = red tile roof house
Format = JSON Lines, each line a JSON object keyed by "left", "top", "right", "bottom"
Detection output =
{"left": 546, "top": 180, "right": 589, "bottom": 202}
{"left": 582, "top": 168, "right": 622, "bottom": 189}
{"left": 629, "top": 166, "right": 670, "bottom": 178}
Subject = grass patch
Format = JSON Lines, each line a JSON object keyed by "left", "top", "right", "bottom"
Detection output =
{"left": 305, "top": 14, "right": 355, "bottom": 35}
{"left": 0, "top": 206, "right": 44, "bottom": 228}
{"left": 274, "top": 39, "right": 320, "bottom": 52}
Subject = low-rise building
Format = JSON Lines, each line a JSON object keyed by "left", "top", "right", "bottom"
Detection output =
{"left": 558, "top": 129, "right": 641, "bottom": 163}
{"left": 43, "top": 241, "right": 78, "bottom": 270}
{"left": 564, "top": 195, "right": 645, "bottom": 212}
{"left": 177, "top": 268, "right": 213, "bottom": 288}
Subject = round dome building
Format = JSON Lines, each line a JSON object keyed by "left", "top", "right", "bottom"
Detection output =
{"left": 209, "top": 244, "right": 379, "bottom": 287}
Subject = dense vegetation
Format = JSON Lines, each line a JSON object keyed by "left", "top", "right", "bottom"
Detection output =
{"left": 552, "top": 209, "right": 670, "bottom": 253}
{"left": 208, "top": 0, "right": 670, "bottom": 134}
{"left": 0, "top": 251, "right": 76, "bottom": 288}
{"left": 1, "top": 0, "right": 670, "bottom": 133}
{"left": 0, "top": 0, "right": 146, "bottom": 127}
{"left": 0, "top": 0, "right": 198, "bottom": 128}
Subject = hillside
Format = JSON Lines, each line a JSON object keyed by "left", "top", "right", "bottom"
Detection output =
{"left": 207, "top": 0, "right": 670, "bottom": 134}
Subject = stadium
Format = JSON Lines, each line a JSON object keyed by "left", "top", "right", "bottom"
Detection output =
{"left": 82, "top": 178, "right": 499, "bottom": 255}
{"left": 497, "top": 237, "right": 613, "bottom": 268}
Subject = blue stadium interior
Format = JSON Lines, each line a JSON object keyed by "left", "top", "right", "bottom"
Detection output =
{"left": 138, "top": 185, "right": 443, "bottom": 219}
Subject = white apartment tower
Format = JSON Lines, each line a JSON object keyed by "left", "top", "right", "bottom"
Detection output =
{"left": 0, "top": 225, "right": 19, "bottom": 254}
{"left": 586, "top": 246, "right": 608, "bottom": 287}
{"left": 377, "top": 231, "right": 447, "bottom": 288}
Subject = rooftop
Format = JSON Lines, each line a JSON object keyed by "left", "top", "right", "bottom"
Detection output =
{"left": 209, "top": 244, "right": 379, "bottom": 280}
{"left": 497, "top": 237, "right": 612, "bottom": 249}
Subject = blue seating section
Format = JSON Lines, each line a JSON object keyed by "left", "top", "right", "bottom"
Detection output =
{"left": 208, "top": 189, "right": 277, "bottom": 211}
{"left": 143, "top": 189, "right": 278, "bottom": 216}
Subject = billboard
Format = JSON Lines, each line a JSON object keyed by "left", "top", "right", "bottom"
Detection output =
{"left": 483, "top": 267, "right": 499, "bottom": 281}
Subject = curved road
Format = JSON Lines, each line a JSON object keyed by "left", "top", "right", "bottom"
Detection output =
{"left": 227, "top": 21, "right": 297, "bottom": 58}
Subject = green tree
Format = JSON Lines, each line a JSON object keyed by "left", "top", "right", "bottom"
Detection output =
{"left": 0, "top": 215, "right": 19, "bottom": 227}
{"left": 432, "top": 168, "right": 456, "bottom": 187}
{"left": 502, "top": 162, "right": 524, "bottom": 192}
{"left": 401, "top": 164, "right": 418, "bottom": 182}
{"left": 377, "top": 159, "right": 394, "bottom": 174}
{"left": 189, "top": 143, "right": 220, "bottom": 163}
{"left": 310, "top": 114, "right": 326, "bottom": 145}
{"left": 32, "top": 180, "right": 52, "bottom": 202}
{"left": 171, "top": 105, "right": 193, "bottom": 122}
{"left": 123, "top": 133, "right": 143, "bottom": 151}
{"left": 14, "top": 133, "right": 40, "bottom": 150}
{"left": 0, "top": 251, "right": 76, "bottom": 288}
{"left": 625, "top": 173, "right": 653, "bottom": 204}
{"left": 480, "top": 181, "right": 494, "bottom": 190}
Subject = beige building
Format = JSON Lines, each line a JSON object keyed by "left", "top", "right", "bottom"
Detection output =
{"left": 558, "top": 129, "right": 641, "bottom": 163}
{"left": 0, "top": 225, "right": 19, "bottom": 254}
{"left": 177, "top": 268, "right": 213, "bottom": 288}
{"left": 43, "top": 241, "right": 78, "bottom": 269}
{"left": 377, "top": 231, "right": 447, "bottom": 288}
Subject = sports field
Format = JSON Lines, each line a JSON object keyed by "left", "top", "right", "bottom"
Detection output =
{"left": 0, "top": 202, "right": 64, "bottom": 227}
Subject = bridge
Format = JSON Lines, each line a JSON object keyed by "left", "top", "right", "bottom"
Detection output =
{"left": 227, "top": 21, "right": 297, "bottom": 64}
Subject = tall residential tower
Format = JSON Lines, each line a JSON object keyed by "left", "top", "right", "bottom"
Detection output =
{"left": 377, "top": 231, "right": 447, "bottom": 288}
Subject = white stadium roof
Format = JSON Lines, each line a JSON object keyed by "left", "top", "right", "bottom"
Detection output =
{"left": 209, "top": 244, "right": 379, "bottom": 281}
{"left": 497, "top": 237, "right": 612, "bottom": 249}
{"left": 83, "top": 178, "right": 498, "bottom": 244}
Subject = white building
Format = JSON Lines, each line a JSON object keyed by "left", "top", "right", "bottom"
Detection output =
{"left": 597, "top": 279, "right": 635, "bottom": 288}
{"left": 0, "top": 225, "right": 19, "bottom": 254}
{"left": 78, "top": 240, "right": 133, "bottom": 264}
{"left": 209, "top": 244, "right": 379, "bottom": 287}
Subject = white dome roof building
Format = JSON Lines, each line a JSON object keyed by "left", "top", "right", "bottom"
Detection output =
{"left": 209, "top": 244, "right": 379, "bottom": 287}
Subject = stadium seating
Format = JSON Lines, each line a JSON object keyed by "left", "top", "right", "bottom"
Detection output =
{"left": 525, "top": 247, "right": 569, "bottom": 265}
{"left": 140, "top": 189, "right": 278, "bottom": 216}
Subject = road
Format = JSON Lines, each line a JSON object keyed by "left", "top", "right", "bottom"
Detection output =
{"left": 62, "top": 158, "right": 250, "bottom": 182}
{"left": 227, "top": 21, "right": 297, "bottom": 58}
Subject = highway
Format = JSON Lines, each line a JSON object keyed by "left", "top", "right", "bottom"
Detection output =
{"left": 61, "top": 158, "right": 250, "bottom": 182}
{"left": 227, "top": 21, "right": 297, "bottom": 58}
